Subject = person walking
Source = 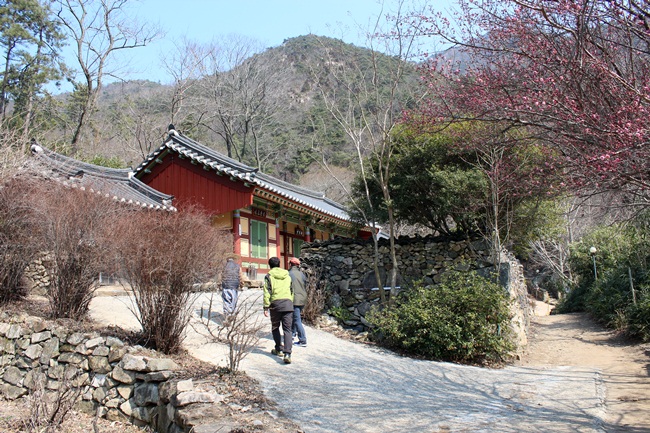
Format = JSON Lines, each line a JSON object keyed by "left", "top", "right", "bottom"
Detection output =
{"left": 221, "top": 256, "right": 241, "bottom": 318}
{"left": 289, "top": 257, "right": 308, "bottom": 347}
{"left": 263, "top": 257, "right": 294, "bottom": 364}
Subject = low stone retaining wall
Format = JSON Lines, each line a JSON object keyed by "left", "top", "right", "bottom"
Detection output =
{"left": 301, "top": 235, "right": 530, "bottom": 349}
{"left": 0, "top": 315, "right": 226, "bottom": 433}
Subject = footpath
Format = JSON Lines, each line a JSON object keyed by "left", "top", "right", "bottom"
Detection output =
{"left": 90, "top": 288, "right": 650, "bottom": 433}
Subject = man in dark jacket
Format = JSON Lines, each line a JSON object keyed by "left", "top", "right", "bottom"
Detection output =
{"left": 289, "top": 257, "right": 308, "bottom": 347}
{"left": 221, "top": 256, "right": 241, "bottom": 316}
{"left": 263, "top": 257, "right": 294, "bottom": 364}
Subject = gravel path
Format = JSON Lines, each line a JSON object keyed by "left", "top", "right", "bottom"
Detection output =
{"left": 90, "top": 289, "right": 636, "bottom": 433}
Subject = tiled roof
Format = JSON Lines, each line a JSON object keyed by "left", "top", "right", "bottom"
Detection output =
{"left": 134, "top": 127, "right": 351, "bottom": 221}
{"left": 29, "top": 144, "right": 176, "bottom": 211}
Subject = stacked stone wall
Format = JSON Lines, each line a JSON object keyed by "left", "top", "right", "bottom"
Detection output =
{"left": 0, "top": 314, "right": 226, "bottom": 433}
{"left": 301, "top": 235, "right": 530, "bottom": 349}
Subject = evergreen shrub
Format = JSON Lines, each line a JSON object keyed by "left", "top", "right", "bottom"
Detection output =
{"left": 559, "top": 213, "right": 650, "bottom": 340}
{"left": 366, "top": 270, "right": 514, "bottom": 364}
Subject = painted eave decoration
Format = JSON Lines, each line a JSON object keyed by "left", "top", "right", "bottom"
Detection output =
{"left": 135, "top": 125, "right": 352, "bottom": 223}
{"left": 29, "top": 143, "right": 176, "bottom": 211}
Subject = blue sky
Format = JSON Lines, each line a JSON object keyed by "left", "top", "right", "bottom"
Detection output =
{"left": 55, "top": 0, "right": 456, "bottom": 90}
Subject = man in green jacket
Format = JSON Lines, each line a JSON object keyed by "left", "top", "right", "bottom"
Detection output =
{"left": 263, "top": 257, "right": 294, "bottom": 364}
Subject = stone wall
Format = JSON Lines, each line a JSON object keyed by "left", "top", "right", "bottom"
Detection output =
{"left": 0, "top": 314, "right": 226, "bottom": 433}
{"left": 301, "top": 235, "right": 530, "bottom": 349}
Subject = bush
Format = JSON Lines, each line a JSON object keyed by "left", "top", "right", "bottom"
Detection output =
{"left": 114, "top": 208, "right": 232, "bottom": 354}
{"left": 302, "top": 267, "right": 326, "bottom": 324}
{"left": 627, "top": 288, "right": 650, "bottom": 341}
{"left": 366, "top": 271, "right": 514, "bottom": 364}
{"left": 0, "top": 179, "right": 39, "bottom": 304}
{"left": 32, "top": 183, "right": 119, "bottom": 318}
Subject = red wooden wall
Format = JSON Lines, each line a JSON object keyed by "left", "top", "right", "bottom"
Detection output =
{"left": 140, "top": 156, "right": 254, "bottom": 214}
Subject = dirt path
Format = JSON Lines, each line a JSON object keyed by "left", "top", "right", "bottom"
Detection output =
{"left": 88, "top": 291, "right": 650, "bottom": 432}
{"left": 515, "top": 311, "right": 650, "bottom": 431}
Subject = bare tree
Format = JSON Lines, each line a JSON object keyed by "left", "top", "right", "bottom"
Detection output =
{"left": 55, "top": 0, "right": 161, "bottom": 152}
{"left": 160, "top": 38, "right": 210, "bottom": 128}
{"left": 310, "top": 0, "right": 430, "bottom": 304}
{"left": 195, "top": 35, "right": 286, "bottom": 170}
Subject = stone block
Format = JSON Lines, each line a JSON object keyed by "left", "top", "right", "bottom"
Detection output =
{"left": 58, "top": 352, "right": 83, "bottom": 364}
{"left": 59, "top": 343, "right": 75, "bottom": 352}
{"left": 40, "top": 337, "right": 60, "bottom": 365}
{"left": 108, "top": 346, "right": 127, "bottom": 363}
{"left": 172, "top": 391, "right": 224, "bottom": 407}
{"left": 119, "top": 398, "right": 136, "bottom": 417}
{"left": 16, "top": 338, "right": 30, "bottom": 350}
{"left": 119, "top": 353, "right": 146, "bottom": 372}
{"left": 117, "top": 384, "right": 133, "bottom": 399}
{"left": 88, "top": 356, "right": 111, "bottom": 374}
{"left": 23, "top": 344, "right": 43, "bottom": 360}
{"left": 177, "top": 379, "right": 193, "bottom": 392}
{"left": 0, "top": 382, "right": 27, "bottom": 400}
{"left": 46, "top": 379, "right": 60, "bottom": 390}
{"left": 0, "top": 336, "right": 15, "bottom": 355}
{"left": 52, "top": 327, "right": 67, "bottom": 340}
{"left": 31, "top": 331, "right": 51, "bottom": 344}
{"left": 91, "top": 374, "right": 106, "bottom": 388}
{"left": 92, "top": 346, "right": 109, "bottom": 357}
{"left": 132, "top": 406, "right": 154, "bottom": 423}
{"left": 105, "top": 336, "right": 124, "bottom": 348}
{"left": 140, "top": 370, "right": 173, "bottom": 382}
{"left": 133, "top": 382, "right": 159, "bottom": 406}
{"left": 66, "top": 333, "right": 85, "bottom": 345}
{"left": 144, "top": 357, "right": 179, "bottom": 372}
{"left": 5, "top": 325, "right": 22, "bottom": 339}
{"left": 106, "top": 408, "right": 129, "bottom": 423}
{"left": 15, "top": 356, "right": 35, "bottom": 369}
{"left": 92, "top": 386, "right": 107, "bottom": 402}
{"left": 3, "top": 366, "right": 24, "bottom": 386}
{"left": 155, "top": 403, "right": 176, "bottom": 433}
{"left": 175, "top": 403, "right": 227, "bottom": 428}
{"left": 111, "top": 366, "right": 136, "bottom": 384}
{"left": 158, "top": 380, "right": 177, "bottom": 403}
{"left": 105, "top": 397, "right": 123, "bottom": 408}
{"left": 72, "top": 371, "right": 90, "bottom": 387}
{"left": 85, "top": 337, "right": 104, "bottom": 349}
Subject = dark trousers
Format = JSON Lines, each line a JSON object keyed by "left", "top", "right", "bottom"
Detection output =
{"left": 270, "top": 308, "right": 293, "bottom": 354}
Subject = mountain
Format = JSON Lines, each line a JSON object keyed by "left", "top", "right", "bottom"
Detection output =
{"left": 85, "top": 35, "right": 421, "bottom": 197}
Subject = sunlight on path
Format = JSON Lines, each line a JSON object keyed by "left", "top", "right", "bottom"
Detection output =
{"left": 91, "top": 291, "right": 612, "bottom": 433}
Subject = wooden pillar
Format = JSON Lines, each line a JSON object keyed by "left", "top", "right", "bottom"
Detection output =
{"left": 304, "top": 225, "right": 311, "bottom": 243}
{"left": 233, "top": 210, "right": 241, "bottom": 256}
{"left": 283, "top": 221, "right": 289, "bottom": 269}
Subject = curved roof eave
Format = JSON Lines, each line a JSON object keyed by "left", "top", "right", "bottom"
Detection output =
{"left": 135, "top": 128, "right": 351, "bottom": 221}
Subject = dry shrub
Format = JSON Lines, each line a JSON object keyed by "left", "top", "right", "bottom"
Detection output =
{"left": 302, "top": 266, "right": 326, "bottom": 325}
{"left": 114, "top": 208, "right": 232, "bottom": 354}
{"left": 31, "top": 183, "right": 121, "bottom": 318}
{"left": 24, "top": 367, "right": 88, "bottom": 432}
{"left": 196, "top": 292, "right": 266, "bottom": 373}
{"left": 0, "top": 178, "right": 40, "bottom": 304}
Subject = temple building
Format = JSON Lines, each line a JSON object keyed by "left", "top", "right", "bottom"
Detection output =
{"left": 134, "top": 126, "right": 368, "bottom": 276}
